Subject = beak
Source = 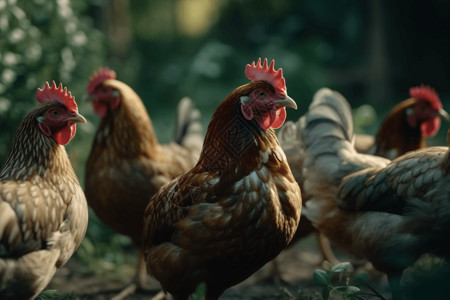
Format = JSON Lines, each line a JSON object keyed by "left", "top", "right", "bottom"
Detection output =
{"left": 83, "top": 94, "right": 94, "bottom": 102}
{"left": 69, "top": 113, "right": 87, "bottom": 124}
{"left": 275, "top": 95, "right": 297, "bottom": 110}
{"left": 438, "top": 108, "right": 450, "bottom": 121}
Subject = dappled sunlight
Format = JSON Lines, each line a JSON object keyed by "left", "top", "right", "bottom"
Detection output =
{"left": 175, "top": 0, "right": 223, "bottom": 37}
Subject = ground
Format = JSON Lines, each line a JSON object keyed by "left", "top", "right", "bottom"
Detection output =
{"left": 47, "top": 235, "right": 392, "bottom": 300}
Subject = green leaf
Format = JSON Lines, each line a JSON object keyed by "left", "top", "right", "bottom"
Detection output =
{"left": 191, "top": 282, "right": 206, "bottom": 300}
{"left": 331, "top": 261, "right": 351, "bottom": 273}
{"left": 322, "top": 285, "right": 331, "bottom": 300}
{"left": 313, "top": 269, "right": 330, "bottom": 286}
{"left": 36, "top": 290, "right": 76, "bottom": 300}
{"left": 346, "top": 286, "right": 361, "bottom": 294}
{"left": 36, "top": 290, "right": 61, "bottom": 300}
{"left": 322, "top": 260, "right": 333, "bottom": 271}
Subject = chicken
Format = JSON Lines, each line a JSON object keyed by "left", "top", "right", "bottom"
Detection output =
{"left": 0, "top": 81, "right": 88, "bottom": 300}
{"left": 143, "top": 58, "right": 301, "bottom": 300}
{"left": 276, "top": 85, "right": 449, "bottom": 268}
{"left": 301, "top": 88, "right": 450, "bottom": 299}
{"left": 357, "top": 85, "right": 449, "bottom": 159}
{"left": 84, "top": 68, "right": 203, "bottom": 298}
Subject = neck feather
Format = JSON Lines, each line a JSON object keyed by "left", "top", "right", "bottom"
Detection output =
{"left": 0, "top": 109, "right": 77, "bottom": 185}
{"left": 94, "top": 80, "right": 160, "bottom": 158}
{"left": 374, "top": 99, "right": 424, "bottom": 156}
{"left": 197, "top": 84, "right": 280, "bottom": 175}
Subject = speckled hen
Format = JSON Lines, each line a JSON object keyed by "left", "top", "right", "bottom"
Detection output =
{"left": 0, "top": 82, "right": 88, "bottom": 300}
{"left": 143, "top": 58, "right": 302, "bottom": 300}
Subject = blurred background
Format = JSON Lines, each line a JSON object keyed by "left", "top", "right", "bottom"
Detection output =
{"left": 1, "top": 0, "right": 450, "bottom": 277}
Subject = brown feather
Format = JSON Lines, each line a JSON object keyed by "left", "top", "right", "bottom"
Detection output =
{"left": 373, "top": 98, "right": 425, "bottom": 158}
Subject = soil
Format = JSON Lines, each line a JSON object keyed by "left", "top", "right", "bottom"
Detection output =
{"left": 48, "top": 235, "right": 391, "bottom": 300}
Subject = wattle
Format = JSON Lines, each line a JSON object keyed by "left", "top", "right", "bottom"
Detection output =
{"left": 270, "top": 107, "right": 287, "bottom": 129}
{"left": 421, "top": 117, "right": 440, "bottom": 138}
{"left": 94, "top": 101, "right": 108, "bottom": 118}
{"left": 257, "top": 107, "right": 287, "bottom": 130}
{"left": 53, "top": 124, "right": 76, "bottom": 146}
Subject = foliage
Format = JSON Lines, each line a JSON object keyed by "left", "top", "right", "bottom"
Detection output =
{"left": 312, "top": 261, "right": 384, "bottom": 300}
{"left": 0, "top": 0, "right": 105, "bottom": 162}
{"left": 402, "top": 254, "right": 450, "bottom": 300}
{"left": 73, "top": 208, "right": 134, "bottom": 277}
{"left": 275, "top": 261, "right": 385, "bottom": 300}
{"left": 352, "top": 104, "right": 377, "bottom": 135}
{"left": 191, "top": 282, "right": 207, "bottom": 300}
{"left": 36, "top": 290, "right": 76, "bottom": 300}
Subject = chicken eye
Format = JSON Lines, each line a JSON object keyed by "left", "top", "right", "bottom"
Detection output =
{"left": 257, "top": 90, "right": 266, "bottom": 99}
{"left": 51, "top": 109, "right": 60, "bottom": 118}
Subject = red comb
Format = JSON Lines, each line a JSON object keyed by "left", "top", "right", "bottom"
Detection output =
{"left": 36, "top": 81, "right": 77, "bottom": 113}
{"left": 409, "top": 85, "right": 442, "bottom": 110}
{"left": 245, "top": 58, "right": 287, "bottom": 98}
{"left": 87, "top": 67, "right": 117, "bottom": 94}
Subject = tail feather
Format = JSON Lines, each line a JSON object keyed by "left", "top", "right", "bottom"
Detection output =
{"left": 302, "top": 88, "right": 354, "bottom": 151}
{"left": 301, "top": 88, "right": 358, "bottom": 188}
{"left": 279, "top": 87, "right": 355, "bottom": 161}
{"left": 174, "top": 97, "right": 204, "bottom": 157}
{"left": 305, "top": 88, "right": 354, "bottom": 144}
{"left": 301, "top": 88, "right": 389, "bottom": 188}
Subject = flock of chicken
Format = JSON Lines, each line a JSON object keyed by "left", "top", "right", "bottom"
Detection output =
{"left": 0, "top": 58, "right": 449, "bottom": 300}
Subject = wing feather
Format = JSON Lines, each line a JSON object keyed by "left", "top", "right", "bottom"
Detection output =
{"left": 0, "top": 180, "right": 67, "bottom": 258}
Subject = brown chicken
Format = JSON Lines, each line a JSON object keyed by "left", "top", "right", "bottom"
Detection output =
{"left": 277, "top": 85, "right": 449, "bottom": 268}
{"left": 356, "top": 85, "right": 449, "bottom": 159}
{"left": 301, "top": 88, "right": 450, "bottom": 299}
{"left": 84, "top": 68, "right": 203, "bottom": 298}
{"left": 0, "top": 82, "right": 88, "bottom": 300}
{"left": 143, "top": 58, "right": 302, "bottom": 300}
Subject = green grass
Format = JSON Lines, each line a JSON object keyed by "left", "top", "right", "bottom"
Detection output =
{"left": 36, "top": 290, "right": 77, "bottom": 300}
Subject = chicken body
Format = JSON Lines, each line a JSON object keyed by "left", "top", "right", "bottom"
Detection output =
{"left": 277, "top": 86, "right": 448, "bottom": 264}
{"left": 144, "top": 60, "right": 302, "bottom": 300}
{"left": 0, "top": 83, "right": 88, "bottom": 300}
{"left": 85, "top": 71, "right": 202, "bottom": 293}
{"left": 301, "top": 88, "right": 450, "bottom": 299}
